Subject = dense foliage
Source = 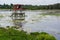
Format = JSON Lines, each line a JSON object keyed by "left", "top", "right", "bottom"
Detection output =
{"left": 0, "top": 27, "right": 56, "bottom": 40}
{"left": 0, "top": 3, "right": 60, "bottom": 10}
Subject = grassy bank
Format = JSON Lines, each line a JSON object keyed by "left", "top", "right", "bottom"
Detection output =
{"left": 0, "top": 27, "right": 56, "bottom": 40}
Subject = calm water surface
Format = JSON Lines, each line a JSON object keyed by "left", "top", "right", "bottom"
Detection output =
{"left": 0, "top": 10, "right": 60, "bottom": 40}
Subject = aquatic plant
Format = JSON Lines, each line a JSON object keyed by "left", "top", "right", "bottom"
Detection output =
{"left": 0, "top": 15, "right": 4, "bottom": 18}
{"left": 41, "top": 13, "right": 60, "bottom": 16}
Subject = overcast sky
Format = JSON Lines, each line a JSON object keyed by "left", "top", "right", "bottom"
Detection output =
{"left": 0, "top": 0, "right": 60, "bottom": 5}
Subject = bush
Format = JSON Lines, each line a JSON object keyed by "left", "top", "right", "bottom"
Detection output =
{"left": 0, "top": 27, "right": 56, "bottom": 40}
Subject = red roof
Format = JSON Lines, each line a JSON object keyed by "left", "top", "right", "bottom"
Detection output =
{"left": 13, "top": 4, "right": 23, "bottom": 10}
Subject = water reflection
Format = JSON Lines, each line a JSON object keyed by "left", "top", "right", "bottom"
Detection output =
{"left": 10, "top": 10, "right": 25, "bottom": 29}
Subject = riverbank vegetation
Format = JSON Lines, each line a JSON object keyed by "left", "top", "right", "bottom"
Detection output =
{"left": 0, "top": 3, "right": 60, "bottom": 10}
{"left": 0, "top": 27, "right": 56, "bottom": 40}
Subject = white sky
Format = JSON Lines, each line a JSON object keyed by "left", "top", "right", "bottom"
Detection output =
{"left": 0, "top": 0, "right": 60, "bottom": 5}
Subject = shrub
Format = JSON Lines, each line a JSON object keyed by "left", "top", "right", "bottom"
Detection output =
{"left": 0, "top": 27, "right": 56, "bottom": 40}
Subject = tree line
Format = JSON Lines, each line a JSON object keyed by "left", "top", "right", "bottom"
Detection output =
{"left": 0, "top": 3, "right": 13, "bottom": 9}
{"left": 0, "top": 3, "right": 60, "bottom": 10}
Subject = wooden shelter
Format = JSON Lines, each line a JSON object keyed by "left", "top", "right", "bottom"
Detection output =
{"left": 11, "top": 4, "right": 25, "bottom": 28}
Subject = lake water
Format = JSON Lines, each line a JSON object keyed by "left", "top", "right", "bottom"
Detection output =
{"left": 0, "top": 10, "right": 60, "bottom": 40}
